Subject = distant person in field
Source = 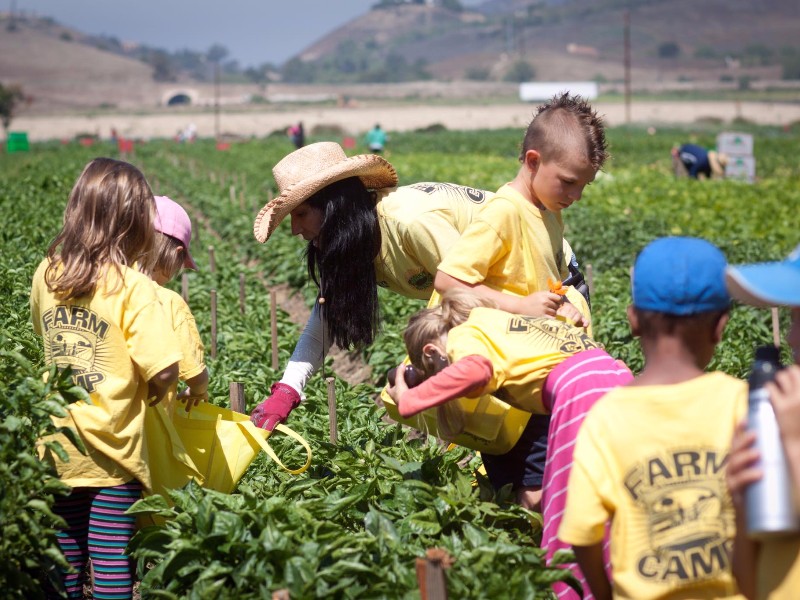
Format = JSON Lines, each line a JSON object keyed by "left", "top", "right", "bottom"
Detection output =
{"left": 388, "top": 288, "right": 632, "bottom": 599}
{"left": 31, "top": 158, "right": 181, "bottom": 599}
{"left": 248, "top": 141, "right": 589, "bottom": 433}
{"left": 672, "top": 143, "right": 728, "bottom": 179}
{"left": 364, "top": 123, "right": 388, "bottom": 154}
{"left": 559, "top": 236, "right": 746, "bottom": 600}
{"left": 288, "top": 122, "right": 305, "bottom": 149}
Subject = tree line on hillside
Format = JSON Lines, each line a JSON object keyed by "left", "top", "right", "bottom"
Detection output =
{"left": 21, "top": 4, "right": 800, "bottom": 86}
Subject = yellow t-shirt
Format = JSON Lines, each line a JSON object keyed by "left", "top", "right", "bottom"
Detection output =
{"left": 154, "top": 285, "right": 205, "bottom": 384}
{"left": 446, "top": 307, "right": 601, "bottom": 413}
{"left": 437, "top": 183, "right": 566, "bottom": 297}
{"left": 374, "top": 183, "right": 490, "bottom": 299}
{"left": 558, "top": 372, "right": 747, "bottom": 600}
{"left": 31, "top": 259, "right": 182, "bottom": 492}
{"left": 756, "top": 538, "right": 800, "bottom": 599}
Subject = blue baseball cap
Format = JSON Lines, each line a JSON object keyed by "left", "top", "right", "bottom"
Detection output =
{"left": 726, "top": 245, "right": 800, "bottom": 308}
{"left": 632, "top": 237, "right": 730, "bottom": 315}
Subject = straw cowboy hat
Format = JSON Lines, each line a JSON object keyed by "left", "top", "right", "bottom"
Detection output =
{"left": 254, "top": 141, "right": 398, "bottom": 243}
{"left": 708, "top": 150, "right": 729, "bottom": 178}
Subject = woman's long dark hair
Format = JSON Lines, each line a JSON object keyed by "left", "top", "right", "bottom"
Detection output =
{"left": 305, "top": 176, "right": 382, "bottom": 349}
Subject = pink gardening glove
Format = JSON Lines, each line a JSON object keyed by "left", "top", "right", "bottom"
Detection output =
{"left": 250, "top": 383, "right": 301, "bottom": 431}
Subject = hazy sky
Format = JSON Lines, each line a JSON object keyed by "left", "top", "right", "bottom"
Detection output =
{"left": 14, "top": 0, "right": 380, "bottom": 67}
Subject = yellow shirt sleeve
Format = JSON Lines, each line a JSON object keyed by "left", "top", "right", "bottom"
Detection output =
{"left": 437, "top": 197, "right": 513, "bottom": 287}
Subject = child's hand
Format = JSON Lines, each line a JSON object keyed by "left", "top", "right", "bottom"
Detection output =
{"left": 178, "top": 387, "right": 208, "bottom": 411}
{"left": 726, "top": 420, "right": 761, "bottom": 511}
{"left": 387, "top": 362, "right": 409, "bottom": 405}
{"left": 768, "top": 365, "right": 800, "bottom": 445}
{"left": 516, "top": 291, "right": 563, "bottom": 317}
{"left": 556, "top": 302, "right": 590, "bottom": 329}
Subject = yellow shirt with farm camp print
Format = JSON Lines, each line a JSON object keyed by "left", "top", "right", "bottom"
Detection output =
{"left": 558, "top": 372, "right": 747, "bottom": 600}
{"left": 374, "top": 183, "right": 490, "bottom": 299}
{"left": 31, "top": 259, "right": 182, "bottom": 492}
{"left": 446, "top": 307, "right": 601, "bottom": 413}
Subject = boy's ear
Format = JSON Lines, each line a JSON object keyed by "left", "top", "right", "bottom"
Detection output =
{"left": 712, "top": 311, "right": 730, "bottom": 344}
{"left": 626, "top": 305, "right": 641, "bottom": 337}
{"left": 523, "top": 149, "right": 541, "bottom": 173}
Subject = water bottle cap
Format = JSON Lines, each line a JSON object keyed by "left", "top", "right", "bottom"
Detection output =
{"left": 755, "top": 345, "right": 781, "bottom": 363}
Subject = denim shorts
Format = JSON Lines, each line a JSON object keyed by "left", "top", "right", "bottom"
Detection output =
{"left": 481, "top": 413, "right": 550, "bottom": 490}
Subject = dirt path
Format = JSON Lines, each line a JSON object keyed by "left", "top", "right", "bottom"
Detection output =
{"left": 14, "top": 100, "right": 800, "bottom": 142}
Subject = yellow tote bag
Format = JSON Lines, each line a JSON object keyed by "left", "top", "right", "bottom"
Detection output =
{"left": 150, "top": 402, "right": 312, "bottom": 495}
{"left": 144, "top": 403, "right": 205, "bottom": 498}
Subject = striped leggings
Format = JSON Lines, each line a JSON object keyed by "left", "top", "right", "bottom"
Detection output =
{"left": 540, "top": 348, "right": 633, "bottom": 600}
{"left": 48, "top": 481, "right": 142, "bottom": 600}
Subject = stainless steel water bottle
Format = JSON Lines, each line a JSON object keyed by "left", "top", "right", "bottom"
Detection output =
{"left": 745, "top": 345, "right": 800, "bottom": 538}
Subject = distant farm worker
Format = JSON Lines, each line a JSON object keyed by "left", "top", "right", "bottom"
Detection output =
{"left": 248, "top": 142, "right": 588, "bottom": 432}
{"left": 30, "top": 158, "right": 181, "bottom": 599}
{"left": 433, "top": 92, "right": 606, "bottom": 510}
{"left": 672, "top": 143, "right": 728, "bottom": 179}
{"left": 388, "top": 288, "right": 632, "bottom": 599}
{"left": 364, "top": 123, "right": 388, "bottom": 154}
{"left": 559, "top": 236, "right": 747, "bottom": 600}
{"left": 288, "top": 121, "right": 305, "bottom": 149}
{"left": 725, "top": 244, "right": 800, "bottom": 600}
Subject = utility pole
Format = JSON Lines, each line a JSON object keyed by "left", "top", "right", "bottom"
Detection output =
{"left": 624, "top": 10, "right": 631, "bottom": 124}
{"left": 214, "top": 61, "right": 220, "bottom": 141}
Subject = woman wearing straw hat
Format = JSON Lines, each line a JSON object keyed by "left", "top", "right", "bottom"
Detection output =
{"left": 250, "top": 141, "right": 587, "bottom": 431}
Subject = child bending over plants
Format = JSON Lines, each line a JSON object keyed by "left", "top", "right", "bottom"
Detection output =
{"left": 386, "top": 288, "right": 632, "bottom": 600}
{"left": 31, "top": 158, "right": 181, "bottom": 599}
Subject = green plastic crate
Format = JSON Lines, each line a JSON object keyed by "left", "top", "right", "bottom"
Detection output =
{"left": 6, "top": 131, "right": 29, "bottom": 153}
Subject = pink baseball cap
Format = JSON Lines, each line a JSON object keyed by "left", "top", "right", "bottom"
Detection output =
{"left": 154, "top": 196, "right": 198, "bottom": 270}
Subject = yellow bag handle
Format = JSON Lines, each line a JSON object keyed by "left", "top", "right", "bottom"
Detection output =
{"left": 239, "top": 420, "right": 313, "bottom": 475}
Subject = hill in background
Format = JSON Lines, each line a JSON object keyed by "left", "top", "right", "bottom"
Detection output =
{"left": 296, "top": 0, "right": 800, "bottom": 84}
{"left": 1, "top": 0, "right": 799, "bottom": 114}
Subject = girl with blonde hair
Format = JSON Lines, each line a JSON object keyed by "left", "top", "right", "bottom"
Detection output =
{"left": 389, "top": 289, "right": 632, "bottom": 600}
{"left": 31, "top": 158, "right": 181, "bottom": 599}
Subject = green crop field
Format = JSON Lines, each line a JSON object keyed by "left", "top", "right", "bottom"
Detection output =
{"left": 2, "top": 123, "right": 799, "bottom": 598}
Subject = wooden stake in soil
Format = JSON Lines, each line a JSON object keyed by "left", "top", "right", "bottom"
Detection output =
{"left": 229, "top": 184, "right": 236, "bottom": 205}
{"left": 270, "top": 289, "right": 279, "bottom": 370}
{"left": 772, "top": 307, "right": 782, "bottom": 348}
{"left": 239, "top": 273, "right": 246, "bottom": 314}
{"left": 210, "top": 289, "right": 218, "bottom": 360}
{"left": 208, "top": 245, "right": 216, "bottom": 273}
{"left": 416, "top": 548, "right": 452, "bottom": 600}
{"left": 586, "top": 263, "right": 594, "bottom": 298}
{"left": 230, "top": 381, "right": 245, "bottom": 414}
{"left": 326, "top": 377, "right": 338, "bottom": 445}
{"left": 181, "top": 272, "right": 189, "bottom": 303}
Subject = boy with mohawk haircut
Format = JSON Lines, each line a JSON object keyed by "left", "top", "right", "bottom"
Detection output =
{"left": 433, "top": 92, "right": 608, "bottom": 509}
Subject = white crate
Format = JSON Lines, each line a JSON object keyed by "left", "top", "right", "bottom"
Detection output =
{"left": 717, "top": 132, "right": 754, "bottom": 157}
{"left": 725, "top": 155, "right": 756, "bottom": 183}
